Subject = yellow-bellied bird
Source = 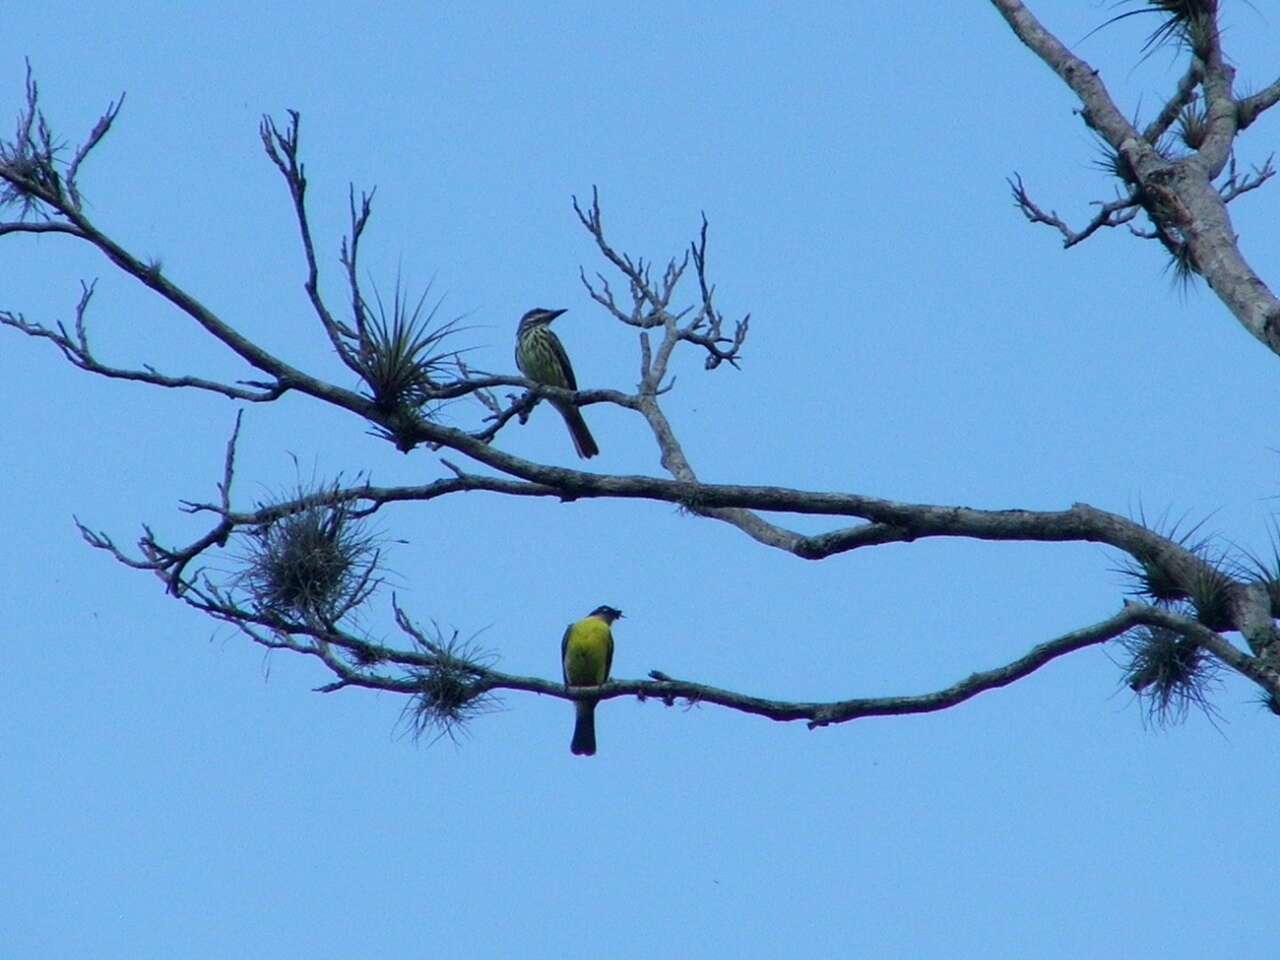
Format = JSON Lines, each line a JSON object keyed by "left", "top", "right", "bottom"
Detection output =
{"left": 514, "top": 307, "right": 600, "bottom": 459}
{"left": 561, "top": 605, "right": 623, "bottom": 756}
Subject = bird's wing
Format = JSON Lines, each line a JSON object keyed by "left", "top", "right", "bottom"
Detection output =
{"left": 546, "top": 330, "right": 579, "bottom": 390}
{"left": 560, "top": 621, "right": 573, "bottom": 685}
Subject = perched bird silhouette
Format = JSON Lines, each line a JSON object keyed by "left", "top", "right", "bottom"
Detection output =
{"left": 514, "top": 307, "right": 599, "bottom": 458}
{"left": 561, "top": 605, "right": 623, "bottom": 756}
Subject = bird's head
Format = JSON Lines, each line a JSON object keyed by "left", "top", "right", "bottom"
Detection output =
{"left": 518, "top": 307, "right": 566, "bottom": 332}
{"left": 589, "top": 605, "right": 624, "bottom": 623}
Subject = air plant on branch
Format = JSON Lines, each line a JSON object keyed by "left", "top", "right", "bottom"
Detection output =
{"left": 233, "top": 477, "right": 385, "bottom": 626}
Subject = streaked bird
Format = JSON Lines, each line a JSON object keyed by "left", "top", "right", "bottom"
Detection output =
{"left": 514, "top": 307, "right": 600, "bottom": 459}
{"left": 561, "top": 605, "right": 623, "bottom": 756}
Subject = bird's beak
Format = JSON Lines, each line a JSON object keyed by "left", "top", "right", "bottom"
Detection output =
{"left": 547, "top": 308, "right": 567, "bottom": 320}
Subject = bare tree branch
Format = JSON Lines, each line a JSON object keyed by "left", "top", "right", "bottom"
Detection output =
{"left": 259, "top": 111, "right": 357, "bottom": 356}
{"left": 1217, "top": 155, "right": 1276, "bottom": 203}
{"left": 88, "top": 568, "right": 1280, "bottom": 730}
{"left": 0, "top": 220, "right": 81, "bottom": 237}
{"left": 1, "top": 282, "right": 287, "bottom": 401}
{"left": 991, "top": 0, "right": 1280, "bottom": 359}
{"left": 1237, "top": 77, "right": 1280, "bottom": 130}
{"left": 574, "top": 187, "right": 748, "bottom": 380}
{"left": 1008, "top": 174, "right": 1141, "bottom": 247}
{"left": 1143, "top": 64, "right": 1202, "bottom": 143}
{"left": 10, "top": 57, "right": 1280, "bottom": 742}
{"left": 65, "top": 92, "right": 123, "bottom": 209}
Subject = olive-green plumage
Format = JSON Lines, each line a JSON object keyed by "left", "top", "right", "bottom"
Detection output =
{"left": 514, "top": 307, "right": 599, "bottom": 459}
{"left": 561, "top": 605, "right": 623, "bottom": 756}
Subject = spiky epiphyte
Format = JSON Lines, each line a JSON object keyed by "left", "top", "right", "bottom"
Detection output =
{"left": 1238, "top": 519, "right": 1280, "bottom": 619}
{"left": 235, "top": 482, "right": 382, "bottom": 624}
{"left": 1183, "top": 562, "right": 1234, "bottom": 630}
{"left": 354, "top": 281, "right": 463, "bottom": 416}
{"left": 346, "top": 641, "right": 391, "bottom": 667}
{"left": 1095, "top": 1, "right": 1219, "bottom": 57}
{"left": 1119, "top": 554, "right": 1231, "bottom": 627}
{"left": 1164, "top": 238, "right": 1200, "bottom": 292}
{"left": 400, "top": 632, "right": 498, "bottom": 745}
{"left": 1177, "top": 104, "right": 1208, "bottom": 150}
{"left": 1122, "top": 555, "right": 1191, "bottom": 605}
{"left": 1120, "top": 626, "right": 1221, "bottom": 727}
{"left": 0, "top": 68, "right": 66, "bottom": 215}
{"left": 1092, "top": 141, "right": 1139, "bottom": 186}
{"left": 1116, "top": 508, "right": 1225, "bottom": 611}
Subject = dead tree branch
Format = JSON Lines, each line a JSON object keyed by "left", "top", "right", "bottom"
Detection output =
{"left": 991, "top": 0, "right": 1280, "bottom": 358}
{"left": 1008, "top": 174, "right": 1141, "bottom": 247}
{"left": 9, "top": 58, "right": 1280, "bottom": 740}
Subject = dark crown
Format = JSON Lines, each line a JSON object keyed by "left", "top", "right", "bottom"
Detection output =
{"left": 519, "top": 307, "right": 565, "bottom": 325}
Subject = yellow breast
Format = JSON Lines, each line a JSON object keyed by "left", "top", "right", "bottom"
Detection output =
{"left": 563, "top": 618, "right": 613, "bottom": 686}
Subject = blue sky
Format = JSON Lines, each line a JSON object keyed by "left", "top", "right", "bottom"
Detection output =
{"left": 4, "top": 3, "right": 1280, "bottom": 957}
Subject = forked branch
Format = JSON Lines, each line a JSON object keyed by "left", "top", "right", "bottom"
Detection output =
{"left": 992, "top": 0, "right": 1280, "bottom": 358}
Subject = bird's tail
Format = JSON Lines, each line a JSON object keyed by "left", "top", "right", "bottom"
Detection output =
{"left": 553, "top": 400, "right": 600, "bottom": 459}
{"left": 571, "top": 700, "right": 597, "bottom": 756}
